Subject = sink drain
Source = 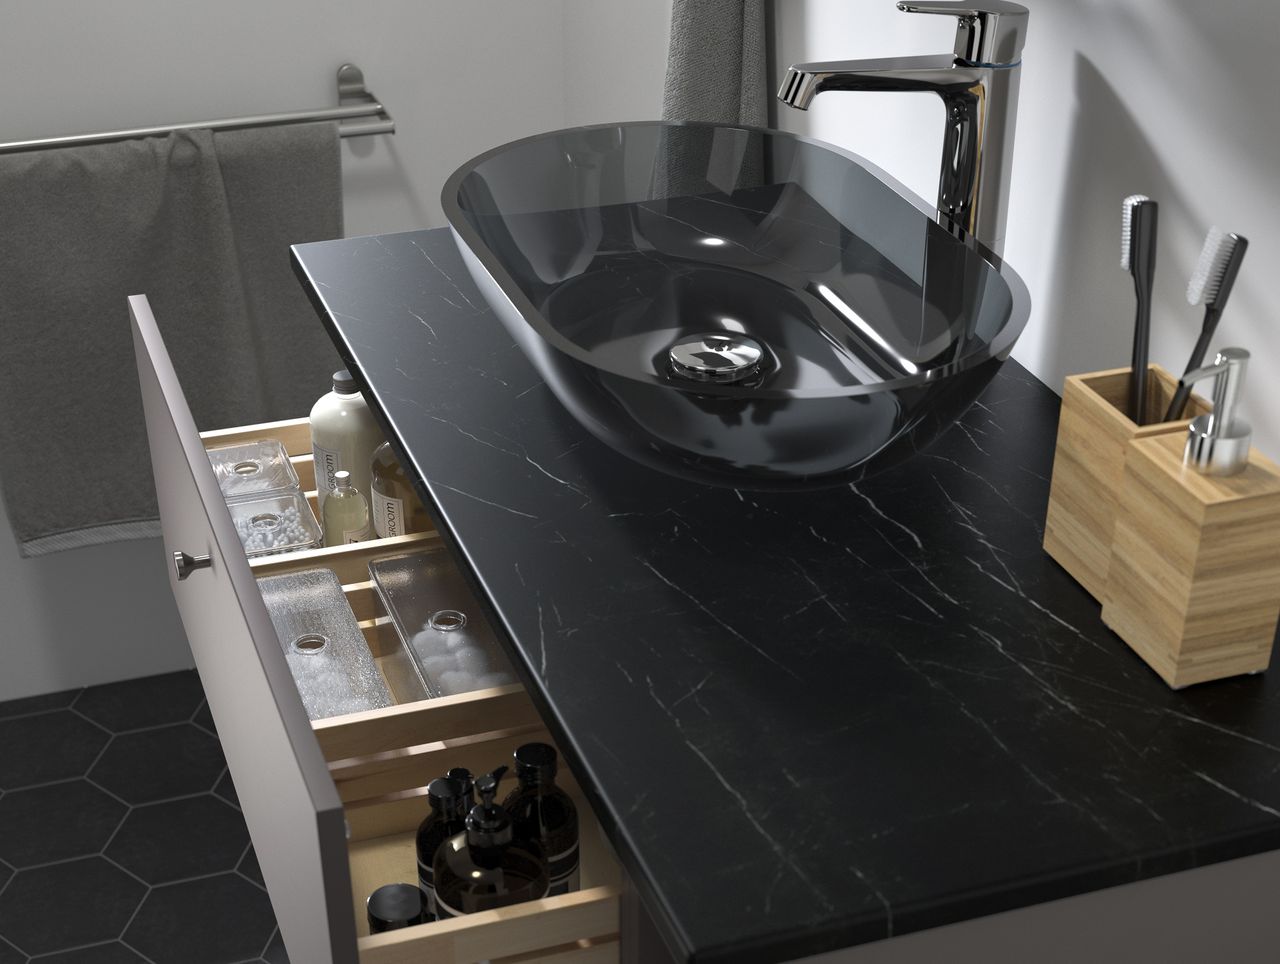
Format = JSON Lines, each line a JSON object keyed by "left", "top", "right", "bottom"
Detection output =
{"left": 668, "top": 332, "right": 764, "bottom": 384}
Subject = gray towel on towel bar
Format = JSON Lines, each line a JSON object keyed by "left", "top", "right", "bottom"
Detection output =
{"left": 0, "top": 122, "right": 343, "bottom": 555}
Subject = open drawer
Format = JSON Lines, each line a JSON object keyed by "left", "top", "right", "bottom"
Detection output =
{"left": 130, "top": 294, "right": 621, "bottom": 963}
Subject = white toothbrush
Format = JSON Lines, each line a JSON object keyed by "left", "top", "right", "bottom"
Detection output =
{"left": 1165, "top": 228, "right": 1249, "bottom": 421}
{"left": 1122, "top": 195, "right": 1159, "bottom": 424}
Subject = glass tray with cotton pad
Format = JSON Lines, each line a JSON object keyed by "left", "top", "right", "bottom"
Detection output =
{"left": 369, "top": 548, "right": 518, "bottom": 699}
{"left": 257, "top": 567, "right": 394, "bottom": 720}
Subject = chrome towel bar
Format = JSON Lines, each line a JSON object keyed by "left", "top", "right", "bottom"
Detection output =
{"left": 0, "top": 63, "right": 393, "bottom": 155}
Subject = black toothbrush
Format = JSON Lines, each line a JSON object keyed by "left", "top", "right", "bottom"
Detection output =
{"left": 1122, "top": 195, "right": 1159, "bottom": 424}
{"left": 1165, "top": 228, "right": 1248, "bottom": 421}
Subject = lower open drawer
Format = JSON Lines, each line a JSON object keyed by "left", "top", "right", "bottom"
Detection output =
{"left": 202, "top": 419, "right": 622, "bottom": 963}
{"left": 333, "top": 714, "right": 621, "bottom": 964}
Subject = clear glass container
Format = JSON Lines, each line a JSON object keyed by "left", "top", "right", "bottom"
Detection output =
{"left": 206, "top": 439, "right": 300, "bottom": 502}
{"left": 369, "top": 549, "right": 517, "bottom": 698}
{"left": 256, "top": 567, "right": 393, "bottom": 720}
{"left": 228, "top": 492, "right": 322, "bottom": 558}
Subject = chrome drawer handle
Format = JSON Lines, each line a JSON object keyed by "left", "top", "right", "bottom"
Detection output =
{"left": 173, "top": 550, "right": 212, "bottom": 581}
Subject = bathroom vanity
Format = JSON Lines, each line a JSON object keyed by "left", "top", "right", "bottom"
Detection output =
{"left": 133, "top": 228, "right": 1280, "bottom": 964}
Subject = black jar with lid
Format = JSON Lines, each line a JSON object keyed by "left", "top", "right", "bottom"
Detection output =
{"left": 366, "top": 883, "right": 428, "bottom": 934}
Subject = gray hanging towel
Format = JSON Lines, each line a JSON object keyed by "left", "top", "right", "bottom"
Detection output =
{"left": 0, "top": 122, "right": 344, "bottom": 556}
{"left": 662, "top": 0, "right": 768, "bottom": 127}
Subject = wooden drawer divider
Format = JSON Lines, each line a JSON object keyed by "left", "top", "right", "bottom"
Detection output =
{"left": 330, "top": 727, "right": 549, "bottom": 806}
{"left": 313, "top": 685, "right": 542, "bottom": 761}
{"left": 356, "top": 890, "right": 620, "bottom": 964}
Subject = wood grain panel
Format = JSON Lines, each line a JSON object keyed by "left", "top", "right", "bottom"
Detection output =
{"left": 1103, "top": 433, "right": 1280, "bottom": 687}
{"left": 200, "top": 416, "right": 313, "bottom": 455}
{"left": 332, "top": 727, "right": 548, "bottom": 805}
{"left": 249, "top": 531, "right": 439, "bottom": 581}
{"left": 1044, "top": 365, "right": 1209, "bottom": 598}
{"left": 356, "top": 887, "right": 619, "bottom": 964}
{"left": 494, "top": 939, "right": 620, "bottom": 964}
{"left": 314, "top": 685, "right": 541, "bottom": 762}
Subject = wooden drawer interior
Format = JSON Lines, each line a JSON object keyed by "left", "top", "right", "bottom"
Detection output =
{"left": 200, "top": 418, "right": 622, "bottom": 963}
{"left": 333, "top": 717, "right": 621, "bottom": 964}
{"left": 203, "top": 416, "right": 442, "bottom": 705}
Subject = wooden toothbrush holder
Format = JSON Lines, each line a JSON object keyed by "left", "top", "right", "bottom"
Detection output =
{"left": 1043, "top": 365, "right": 1211, "bottom": 600}
{"left": 1101, "top": 433, "right": 1280, "bottom": 688}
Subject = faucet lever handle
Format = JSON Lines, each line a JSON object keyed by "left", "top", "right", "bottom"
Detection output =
{"left": 897, "top": 1, "right": 1028, "bottom": 67}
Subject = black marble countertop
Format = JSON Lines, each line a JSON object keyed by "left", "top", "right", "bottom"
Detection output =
{"left": 294, "top": 229, "right": 1280, "bottom": 963}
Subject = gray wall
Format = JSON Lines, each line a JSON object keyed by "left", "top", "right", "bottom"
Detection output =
{"left": 26, "top": 1, "right": 1267, "bottom": 700}
{"left": 0, "top": 0, "right": 671, "bottom": 700}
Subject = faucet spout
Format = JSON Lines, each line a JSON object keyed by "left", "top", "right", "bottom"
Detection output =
{"left": 776, "top": 3, "right": 1027, "bottom": 256}
{"left": 778, "top": 55, "right": 978, "bottom": 110}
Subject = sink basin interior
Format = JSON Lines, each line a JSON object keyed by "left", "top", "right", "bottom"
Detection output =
{"left": 443, "top": 122, "right": 1029, "bottom": 487}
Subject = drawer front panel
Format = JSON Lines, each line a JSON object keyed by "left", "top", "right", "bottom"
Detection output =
{"left": 130, "top": 294, "right": 356, "bottom": 964}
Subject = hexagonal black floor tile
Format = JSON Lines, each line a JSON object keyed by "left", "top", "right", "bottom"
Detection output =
{"left": 213, "top": 769, "right": 239, "bottom": 809}
{"left": 0, "top": 857, "right": 146, "bottom": 956}
{"left": 125, "top": 873, "right": 276, "bottom": 964}
{"left": 0, "top": 780, "right": 127, "bottom": 868}
{"left": 74, "top": 671, "right": 204, "bottom": 733}
{"left": 0, "top": 936, "right": 24, "bottom": 964}
{"left": 237, "top": 845, "right": 264, "bottom": 888}
{"left": 0, "top": 711, "right": 110, "bottom": 790}
{"left": 107, "top": 795, "right": 248, "bottom": 884}
{"left": 36, "top": 943, "right": 148, "bottom": 963}
{"left": 0, "top": 687, "right": 80, "bottom": 720}
{"left": 89, "top": 724, "right": 225, "bottom": 805}
{"left": 191, "top": 700, "right": 216, "bottom": 736}
{"left": 262, "top": 928, "right": 290, "bottom": 964}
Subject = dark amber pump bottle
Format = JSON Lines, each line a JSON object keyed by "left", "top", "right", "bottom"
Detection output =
{"left": 446, "top": 767, "right": 476, "bottom": 807}
{"left": 414, "top": 777, "right": 468, "bottom": 920}
{"left": 502, "top": 743, "right": 580, "bottom": 895}
{"left": 433, "top": 767, "right": 549, "bottom": 917}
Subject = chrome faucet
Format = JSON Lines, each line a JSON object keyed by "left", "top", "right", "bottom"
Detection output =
{"left": 777, "top": 1, "right": 1028, "bottom": 256}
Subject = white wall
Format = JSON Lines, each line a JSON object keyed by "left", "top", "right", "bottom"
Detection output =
{"left": 772, "top": 0, "right": 1280, "bottom": 457}
{"left": 0, "top": 0, "right": 672, "bottom": 700}
{"left": 562, "top": 0, "right": 673, "bottom": 125}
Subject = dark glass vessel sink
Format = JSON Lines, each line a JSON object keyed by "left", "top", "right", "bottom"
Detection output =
{"left": 442, "top": 121, "right": 1030, "bottom": 489}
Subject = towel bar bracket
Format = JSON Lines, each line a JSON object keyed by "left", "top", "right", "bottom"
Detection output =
{"left": 338, "top": 63, "right": 371, "bottom": 101}
{"left": 336, "top": 63, "right": 396, "bottom": 138}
